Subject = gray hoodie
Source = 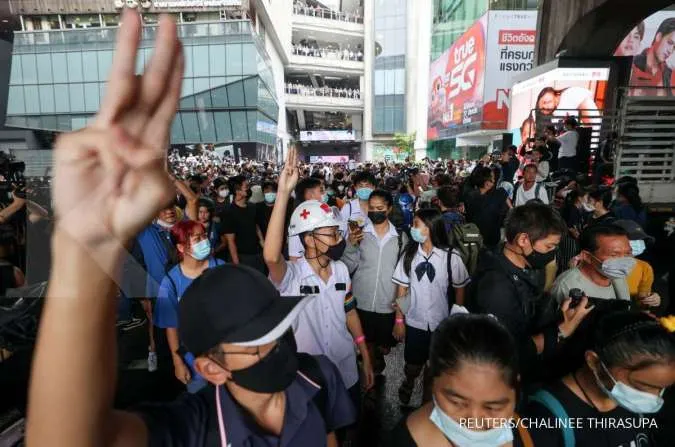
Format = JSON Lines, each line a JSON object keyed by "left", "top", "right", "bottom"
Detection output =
{"left": 341, "top": 221, "right": 407, "bottom": 313}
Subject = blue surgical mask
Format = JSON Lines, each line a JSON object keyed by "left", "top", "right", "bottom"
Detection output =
{"left": 593, "top": 255, "right": 636, "bottom": 279}
{"left": 321, "top": 193, "right": 329, "bottom": 203}
{"left": 630, "top": 239, "right": 646, "bottom": 257}
{"left": 356, "top": 187, "right": 373, "bottom": 201}
{"left": 429, "top": 397, "right": 514, "bottom": 447}
{"left": 593, "top": 361, "right": 665, "bottom": 414}
{"left": 264, "top": 192, "right": 277, "bottom": 204}
{"left": 410, "top": 227, "right": 427, "bottom": 244}
{"left": 191, "top": 239, "right": 211, "bottom": 261}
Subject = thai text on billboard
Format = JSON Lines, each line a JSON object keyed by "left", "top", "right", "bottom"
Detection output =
{"left": 482, "top": 11, "right": 537, "bottom": 130}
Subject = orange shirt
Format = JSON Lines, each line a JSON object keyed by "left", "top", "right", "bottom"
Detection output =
{"left": 627, "top": 259, "right": 654, "bottom": 299}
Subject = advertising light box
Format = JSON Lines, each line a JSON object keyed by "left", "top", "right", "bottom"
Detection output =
{"left": 614, "top": 9, "right": 675, "bottom": 96}
{"left": 509, "top": 68, "right": 610, "bottom": 146}
{"left": 300, "top": 130, "right": 356, "bottom": 142}
{"left": 428, "top": 11, "right": 537, "bottom": 140}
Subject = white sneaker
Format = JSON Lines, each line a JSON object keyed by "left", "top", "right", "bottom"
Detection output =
{"left": 147, "top": 351, "right": 158, "bottom": 372}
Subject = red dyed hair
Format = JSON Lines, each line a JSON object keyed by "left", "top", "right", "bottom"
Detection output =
{"left": 170, "top": 220, "right": 205, "bottom": 259}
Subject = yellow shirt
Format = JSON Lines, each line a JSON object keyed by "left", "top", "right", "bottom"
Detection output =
{"left": 627, "top": 259, "right": 654, "bottom": 298}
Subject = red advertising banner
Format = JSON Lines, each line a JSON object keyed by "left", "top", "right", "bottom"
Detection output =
{"left": 428, "top": 17, "right": 486, "bottom": 140}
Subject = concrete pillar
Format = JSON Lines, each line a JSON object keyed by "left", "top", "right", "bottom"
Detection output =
{"left": 351, "top": 113, "right": 363, "bottom": 140}
{"left": 413, "top": 0, "right": 431, "bottom": 157}
{"left": 362, "top": 0, "right": 374, "bottom": 161}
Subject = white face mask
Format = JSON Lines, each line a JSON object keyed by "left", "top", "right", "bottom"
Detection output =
{"left": 429, "top": 397, "right": 514, "bottom": 447}
{"left": 156, "top": 219, "right": 174, "bottom": 229}
{"left": 218, "top": 189, "right": 229, "bottom": 198}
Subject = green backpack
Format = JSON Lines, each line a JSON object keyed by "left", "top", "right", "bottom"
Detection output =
{"left": 448, "top": 222, "right": 483, "bottom": 276}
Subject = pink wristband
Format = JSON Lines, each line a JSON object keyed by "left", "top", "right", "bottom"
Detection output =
{"left": 354, "top": 335, "right": 366, "bottom": 345}
{"left": 395, "top": 318, "right": 405, "bottom": 324}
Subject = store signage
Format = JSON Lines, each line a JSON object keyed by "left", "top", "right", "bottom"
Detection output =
{"left": 152, "top": 0, "right": 242, "bottom": 7}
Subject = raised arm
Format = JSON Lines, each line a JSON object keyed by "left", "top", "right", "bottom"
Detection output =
{"left": 263, "top": 147, "right": 298, "bottom": 284}
{"left": 27, "top": 10, "right": 183, "bottom": 447}
{"left": 173, "top": 177, "right": 198, "bottom": 221}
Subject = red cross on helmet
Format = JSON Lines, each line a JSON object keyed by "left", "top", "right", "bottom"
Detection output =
{"left": 288, "top": 200, "right": 340, "bottom": 236}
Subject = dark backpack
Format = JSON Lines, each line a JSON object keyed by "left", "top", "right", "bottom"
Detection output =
{"left": 448, "top": 223, "right": 483, "bottom": 277}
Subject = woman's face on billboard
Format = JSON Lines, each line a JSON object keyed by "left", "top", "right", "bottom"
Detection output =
{"left": 619, "top": 27, "right": 642, "bottom": 56}
{"left": 537, "top": 92, "right": 557, "bottom": 115}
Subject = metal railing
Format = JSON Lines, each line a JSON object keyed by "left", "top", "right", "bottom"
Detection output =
{"left": 285, "top": 84, "right": 361, "bottom": 99}
{"left": 291, "top": 45, "right": 363, "bottom": 61}
{"left": 293, "top": 3, "right": 363, "bottom": 24}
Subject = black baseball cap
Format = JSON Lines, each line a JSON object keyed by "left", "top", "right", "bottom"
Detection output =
{"left": 179, "top": 264, "right": 310, "bottom": 356}
{"left": 613, "top": 219, "right": 655, "bottom": 244}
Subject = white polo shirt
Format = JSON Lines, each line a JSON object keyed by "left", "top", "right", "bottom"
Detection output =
{"left": 340, "top": 198, "right": 370, "bottom": 228}
{"left": 273, "top": 257, "right": 359, "bottom": 388}
{"left": 392, "top": 246, "right": 470, "bottom": 332}
{"left": 287, "top": 205, "right": 348, "bottom": 258}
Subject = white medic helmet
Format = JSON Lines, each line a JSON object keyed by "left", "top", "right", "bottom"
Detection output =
{"left": 289, "top": 200, "right": 341, "bottom": 236}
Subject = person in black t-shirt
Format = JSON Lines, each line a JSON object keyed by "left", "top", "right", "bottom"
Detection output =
{"left": 256, "top": 181, "right": 277, "bottom": 237}
{"left": 388, "top": 314, "right": 533, "bottom": 446}
{"left": 524, "top": 311, "right": 675, "bottom": 447}
{"left": 221, "top": 175, "right": 265, "bottom": 273}
{"left": 464, "top": 166, "right": 510, "bottom": 250}
{"left": 544, "top": 125, "right": 561, "bottom": 172}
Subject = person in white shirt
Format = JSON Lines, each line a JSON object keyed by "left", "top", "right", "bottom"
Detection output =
{"left": 392, "top": 208, "right": 470, "bottom": 405}
{"left": 514, "top": 164, "right": 549, "bottom": 206}
{"left": 264, "top": 147, "right": 375, "bottom": 415}
{"left": 557, "top": 117, "right": 579, "bottom": 173}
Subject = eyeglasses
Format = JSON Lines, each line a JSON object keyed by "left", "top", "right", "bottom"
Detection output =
{"left": 312, "top": 229, "right": 344, "bottom": 240}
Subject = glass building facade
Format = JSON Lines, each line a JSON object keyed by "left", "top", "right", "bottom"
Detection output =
{"left": 6, "top": 20, "right": 278, "bottom": 147}
{"left": 372, "top": 0, "right": 406, "bottom": 135}
{"left": 431, "top": 0, "right": 538, "bottom": 60}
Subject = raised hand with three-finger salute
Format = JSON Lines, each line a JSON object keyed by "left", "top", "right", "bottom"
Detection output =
{"left": 27, "top": 9, "right": 184, "bottom": 447}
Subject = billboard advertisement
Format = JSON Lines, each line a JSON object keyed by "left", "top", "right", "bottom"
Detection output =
{"left": 614, "top": 9, "right": 675, "bottom": 96}
{"left": 309, "top": 156, "right": 349, "bottom": 163}
{"left": 482, "top": 11, "right": 537, "bottom": 130}
{"left": 428, "top": 11, "right": 537, "bottom": 140}
{"left": 428, "top": 15, "right": 487, "bottom": 140}
{"left": 300, "top": 130, "right": 355, "bottom": 142}
{"left": 509, "top": 68, "right": 610, "bottom": 146}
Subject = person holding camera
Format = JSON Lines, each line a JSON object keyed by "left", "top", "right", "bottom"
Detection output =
{"left": 467, "top": 203, "right": 594, "bottom": 386}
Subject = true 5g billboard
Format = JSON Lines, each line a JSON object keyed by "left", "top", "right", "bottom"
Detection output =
{"left": 428, "top": 11, "right": 537, "bottom": 140}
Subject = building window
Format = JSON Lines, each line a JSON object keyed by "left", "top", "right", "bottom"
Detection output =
{"left": 372, "top": 0, "right": 406, "bottom": 134}
{"left": 220, "top": 9, "right": 227, "bottom": 21}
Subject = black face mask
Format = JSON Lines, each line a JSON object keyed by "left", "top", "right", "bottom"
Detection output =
{"left": 229, "top": 332, "right": 298, "bottom": 393}
{"left": 368, "top": 211, "right": 387, "bottom": 225}
{"left": 525, "top": 247, "right": 556, "bottom": 270}
{"left": 325, "top": 238, "right": 346, "bottom": 261}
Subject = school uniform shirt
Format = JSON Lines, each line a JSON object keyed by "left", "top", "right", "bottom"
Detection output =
{"left": 341, "top": 221, "right": 405, "bottom": 314}
{"left": 339, "top": 198, "right": 371, "bottom": 229}
{"left": 137, "top": 356, "right": 357, "bottom": 447}
{"left": 392, "top": 246, "right": 470, "bottom": 332}
{"left": 514, "top": 182, "right": 549, "bottom": 206}
{"left": 137, "top": 223, "right": 173, "bottom": 299}
{"left": 273, "top": 257, "right": 359, "bottom": 389}
{"left": 524, "top": 379, "right": 657, "bottom": 447}
{"left": 154, "top": 258, "right": 225, "bottom": 329}
{"left": 287, "top": 206, "right": 348, "bottom": 258}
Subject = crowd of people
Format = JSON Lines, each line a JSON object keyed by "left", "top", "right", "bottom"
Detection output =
{"left": 9, "top": 10, "right": 675, "bottom": 447}
{"left": 285, "top": 83, "right": 362, "bottom": 99}
{"left": 293, "top": 1, "right": 363, "bottom": 23}
{"left": 292, "top": 43, "right": 364, "bottom": 61}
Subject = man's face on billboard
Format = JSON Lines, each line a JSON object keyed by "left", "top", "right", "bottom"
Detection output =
{"left": 655, "top": 31, "right": 675, "bottom": 63}
{"left": 537, "top": 92, "right": 556, "bottom": 115}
